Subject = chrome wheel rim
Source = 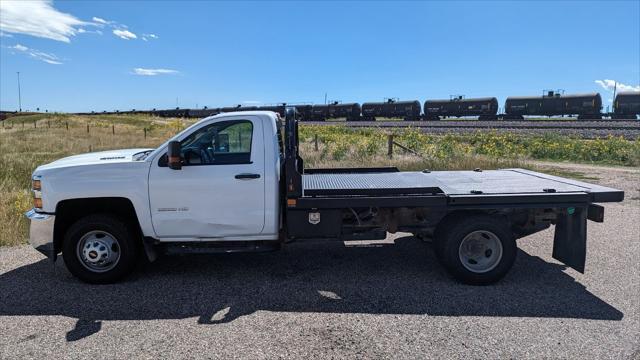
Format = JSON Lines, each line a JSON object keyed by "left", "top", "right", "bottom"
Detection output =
{"left": 76, "top": 230, "right": 121, "bottom": 273}
{"left": 458, "top": 230, "right": 503, "bottom": 273}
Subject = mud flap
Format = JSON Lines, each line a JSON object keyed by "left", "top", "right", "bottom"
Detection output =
{"left": 552, "top": 206, "right": 587, "bottom": 273}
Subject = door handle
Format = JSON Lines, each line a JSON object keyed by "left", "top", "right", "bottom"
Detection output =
{"left": 235, "top": 173, "right": 261, "bottom": 180}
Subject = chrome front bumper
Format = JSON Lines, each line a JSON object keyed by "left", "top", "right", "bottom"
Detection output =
{"left": 25, "top": 208, "right": 56, "bottom": 259}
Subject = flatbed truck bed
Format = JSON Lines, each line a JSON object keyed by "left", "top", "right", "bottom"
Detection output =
{"left": 302, "top": 168, "right": 621, "bottom": 202}
{"left": 282, "top": 108, "right": 624, "bottom": 284}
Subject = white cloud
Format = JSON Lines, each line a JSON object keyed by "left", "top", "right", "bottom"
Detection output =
{"left": 92, "top": 17, "right": 109, "bottom": 25}
{"left": 133, "top": 68, "right": 179, "bottom": 76}
{"left": 113, "top": 29, "right": 137, "bottom": 40}
{"left": 595, "top": 79, "right": 640, "bottom": 93}
{"left": 9, "top": 43, "right": 63, "bottom": 64}
{"left": 91, "top": 15, "right": 157, "bottom": 42}
{"left": 0, "top": 1, "right": 155, "bottom": 43}
{"left": 141, "top": 33, "right": 158, "bottom": 41}
{"left": 0, "top": 0, "right": 88, "bottom": 43}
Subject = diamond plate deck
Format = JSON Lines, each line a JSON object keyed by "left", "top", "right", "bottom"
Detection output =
{"left": 302, "top": 168, "right": 622, "bottom": 202}
{"left": 303, "top": 172, "right": 442, "bottom": 196}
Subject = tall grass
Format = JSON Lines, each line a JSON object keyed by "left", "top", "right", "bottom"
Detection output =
{"left": 300, "top": 125, "right": 640, "bottom": 167}
{"left": 1, "top": 114, "right": 638, "bottom": 246}
{"left": 0, "top": 115, "right": 186, "bottom": 246}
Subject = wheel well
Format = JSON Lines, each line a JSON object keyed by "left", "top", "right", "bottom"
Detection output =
{"left": 53, "top": 197, "right": 142, "bottom": 254}
{"left": 435, "top": 210, "right": 509, "bottom": 234}
{"left": 434, "top": 209, "right": 540, "bottom": 239}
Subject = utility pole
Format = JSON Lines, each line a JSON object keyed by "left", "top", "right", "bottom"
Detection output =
{"left": 17, "top": 72, "right": 22, "bottom": 112}
{"left": 324, "top": 92, "right": 327, "bottom": 104}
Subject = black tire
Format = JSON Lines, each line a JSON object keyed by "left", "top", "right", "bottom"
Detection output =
{"left": 434, "top": 214, "right": 516, "bottom": 285}
{"left": 62, "top": 214, "right": 139, "bottom": 284}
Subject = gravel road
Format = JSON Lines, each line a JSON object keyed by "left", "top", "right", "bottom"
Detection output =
{"left": 1, "top": 164, "right": 638, "bottom": 359}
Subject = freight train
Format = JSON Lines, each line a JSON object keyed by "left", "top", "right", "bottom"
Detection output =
{"left": 362, "top": 99, "right": 422, "bottom": 121}
{"left": 612, "top": 92, "right": 640, "bottom": 119}
{"left": 504, "top": 91, "right": 602, "bottom": 120}
{"left": 425, "top": 96, "right": 499, "bottom": 121}
{"left": 72, "top": 91, "right": 640, "bottom": 121}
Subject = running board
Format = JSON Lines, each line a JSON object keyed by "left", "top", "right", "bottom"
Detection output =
{"left": 162, "top": 241, "right": 280, "bottom": 255}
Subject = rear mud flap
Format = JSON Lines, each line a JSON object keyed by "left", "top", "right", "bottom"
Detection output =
{"left": 552, "top": 207, "right": 587, "bottom": 273}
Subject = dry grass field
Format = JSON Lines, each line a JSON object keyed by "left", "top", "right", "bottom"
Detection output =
{"left": 1, "top": 113, "right": 639, "bottom": 246}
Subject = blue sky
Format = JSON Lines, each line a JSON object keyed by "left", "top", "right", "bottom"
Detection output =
{"left": 1, "top": 0, "right": 639, "bottom": 112}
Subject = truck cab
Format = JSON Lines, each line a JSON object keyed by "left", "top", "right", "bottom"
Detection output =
{"left": 26, "top": 109, "right": 624, "bottom": 285}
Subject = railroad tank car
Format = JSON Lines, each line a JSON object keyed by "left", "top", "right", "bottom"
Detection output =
{"left": 155, "top": 108, "right": 188, "bottom": 118}
{"left": 292, "top": 104, "right": 313, "bottom": 121}
{"left": 504, "top": 91, "right": 602, "bottom": 119}
{"left": 361, "top": 99, "right": 421, "bottom": 121}
{"left": 309, "top": 102, "right": 361, "bottom": 121}
{"left": 424, "top": 97, "right": 498, "bottom": 120}
{"left": 220, "top": 105, "right": 259, "bottom": 113}
{"left": 612, "top": 92, "right": 640, "bottom": 119}
{"left": 257, "top": 104, "right": 287, "bottom": 117}
{"left": 188, "top": 108, "right": 221, "bottom": 118}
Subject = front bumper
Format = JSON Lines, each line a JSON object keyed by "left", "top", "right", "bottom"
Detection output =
{"left": 25, "top": 209, "right": 56, "bottom": 259}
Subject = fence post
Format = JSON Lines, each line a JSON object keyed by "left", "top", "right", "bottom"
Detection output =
{"left": 34, "top": 121, "right": 37, "bottom": 128}
{"left": 22, "top": 121, "right": 25, "bottom": 128}
{"left": 112, "top": 124, "right": 115, "bottom": 135}
{"left": 89, "top": 145, "right": 92, "bottom": 152}
{"left": 314, "top": 134, "right": 319, "bottom": 151}
{"left": 387, "top": 134, "right": 394, "bottom": 158}
{"left": 66, "top": 122, "right": 69, "bottom": 131}
{"left": 144, "top": 128, "right": 147, "bottom": 139}
{"left": 86, "top": 124, "right": 90, "bottom": 133}
{"left": 47, "top": 121, "right": 50, "bottom": 128}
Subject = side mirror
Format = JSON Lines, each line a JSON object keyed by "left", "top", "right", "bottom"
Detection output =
{"left": 167, "top": 141, "right": 182, "bottom": 170}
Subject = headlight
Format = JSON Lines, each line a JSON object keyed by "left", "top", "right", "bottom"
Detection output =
{"left": 32, "top": 176, "right": 43, "bottom": 209}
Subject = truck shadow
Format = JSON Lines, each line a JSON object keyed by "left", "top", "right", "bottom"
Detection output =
{"left": 0, "top": 236, "right": 623, "bottom": 341}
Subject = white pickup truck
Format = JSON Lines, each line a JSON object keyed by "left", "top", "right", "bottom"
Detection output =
{"left": 26, "top": 109, "right": 624, "bottom": 285}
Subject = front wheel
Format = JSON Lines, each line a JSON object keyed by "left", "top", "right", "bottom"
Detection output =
{"left": 63, "top": 214, "right": 139, "bottom": 284}
{"left": 434, "top": 214, "right": 516, "bottom": 285}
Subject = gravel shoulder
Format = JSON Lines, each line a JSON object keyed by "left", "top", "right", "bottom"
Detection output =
{"left": 1, "top": 163, "right": 638, "bottom": 359}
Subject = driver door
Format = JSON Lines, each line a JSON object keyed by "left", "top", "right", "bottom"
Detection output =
{"left": 148, "top": 117, "right": 265, "bottom": 239}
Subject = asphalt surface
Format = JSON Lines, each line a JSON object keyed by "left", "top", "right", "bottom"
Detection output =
{"left": 1, "top": 164, "right": 638, "bottom": 359}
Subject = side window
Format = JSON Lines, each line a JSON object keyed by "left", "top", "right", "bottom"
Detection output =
{"left": 217, "top": 121, "right": 252, "bottom": 154}
{"left": 162, "top": 120, "right": 253, "bottom": 166}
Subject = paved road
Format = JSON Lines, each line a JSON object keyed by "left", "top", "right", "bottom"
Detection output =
{"left": 1, "top": 164, "right": 638, "bottom": 359}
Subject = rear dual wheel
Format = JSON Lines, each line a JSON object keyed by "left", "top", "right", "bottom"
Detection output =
{"left": 435, "top": 214, "right": 517, "bottom": 285}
